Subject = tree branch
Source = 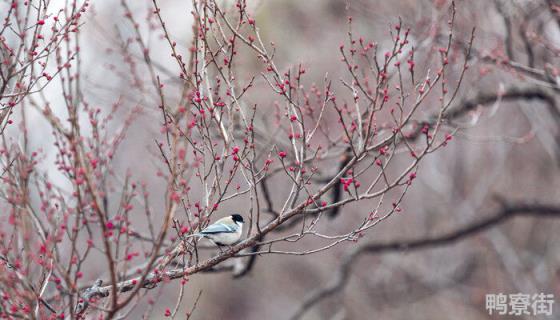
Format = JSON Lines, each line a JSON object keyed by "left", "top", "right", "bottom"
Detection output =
{"left": 290, "top": 202, "right": 560, "bottom": 319}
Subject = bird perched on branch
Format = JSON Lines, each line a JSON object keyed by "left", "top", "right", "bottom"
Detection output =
{"left": 187, "top": 214, "right": 244, "bottom": 246}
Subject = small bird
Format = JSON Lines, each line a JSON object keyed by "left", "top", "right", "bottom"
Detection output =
{"left": 188, "top": 214, "right": 244, "bottom": 246}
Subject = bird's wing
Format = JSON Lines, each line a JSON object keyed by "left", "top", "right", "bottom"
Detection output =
{"left": 200, "top": 223, "right": 236, "bottom": 234}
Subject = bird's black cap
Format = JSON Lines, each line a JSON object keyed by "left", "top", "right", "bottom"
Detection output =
{"left": 231, "top": 214, "right": 244, "bottom": 223}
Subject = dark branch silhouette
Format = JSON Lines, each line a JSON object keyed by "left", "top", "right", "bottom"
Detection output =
{"left": 290, "top": 202, "right": 560, "bottom": 319}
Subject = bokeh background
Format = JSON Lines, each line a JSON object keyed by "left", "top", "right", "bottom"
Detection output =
{"left": 16, "top": 0, "right": 560, "bottom": 319}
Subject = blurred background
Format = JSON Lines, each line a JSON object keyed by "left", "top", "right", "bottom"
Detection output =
{"left": 17, "top": 0, "right": 560, "bottom": 319}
